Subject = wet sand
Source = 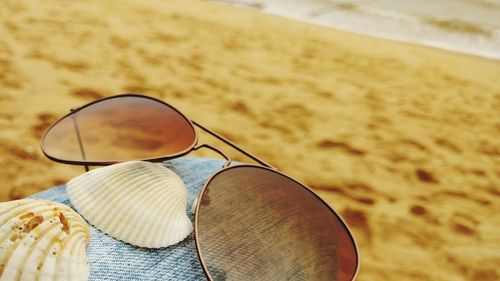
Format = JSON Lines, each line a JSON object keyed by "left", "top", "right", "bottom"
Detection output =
{"left": 0, "top": 0, "right": 499, "bottom": 280}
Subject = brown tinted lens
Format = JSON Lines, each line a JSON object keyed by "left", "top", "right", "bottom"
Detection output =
{"left": 42, "top": 95, "right": 196, "bottom": 164}
{"left": 196, "top": 166, "right": 358, "bottom": 281}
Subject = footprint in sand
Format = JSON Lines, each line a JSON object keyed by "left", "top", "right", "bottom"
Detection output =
{"left": 317, "top": 139, "right": 366, "bottom": 156}
{"left": 409, "top": 204, "right": 427, "bottom": 216}
{"left": 452, "top": 222, "right": 476, "bottom": 236}
{"left": 71, "top": 88, "right": 104, "bottom": 100}
{"left": 415, "top": 168, "right": 439, "bottom": 184}
{"left": 230, "top": 100, "right": 254, "bottom": 117}
{"left": 450, "top": 213, "right": 479, "bottom": 236}
{"left": 32, "top": 112, "right": 57, "bottom": 139}
{"left": 341, "top": 208, "right": 371, "bottom": 243}
{"left": 434, "top": 137, "right": 462, "bottom": 153}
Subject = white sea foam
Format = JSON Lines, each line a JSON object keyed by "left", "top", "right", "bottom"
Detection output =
{"left": 209, "top": 0, "right": 500, "bottom": 60}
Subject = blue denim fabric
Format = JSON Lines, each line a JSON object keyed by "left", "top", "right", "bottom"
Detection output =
{"left": 30, "top": 157, "right": 226, "bottom": 281}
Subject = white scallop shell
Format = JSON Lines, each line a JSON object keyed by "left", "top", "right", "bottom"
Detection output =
{"left": 0, "top": 199, "right": 90, "bottom": 281}
{"left": 67, "top": 161, "right": 193, "bottom": 248}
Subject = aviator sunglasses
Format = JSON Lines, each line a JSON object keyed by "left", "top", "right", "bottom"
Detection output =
{"left": 41, "top": 94, "right": 359, "bottom": 281}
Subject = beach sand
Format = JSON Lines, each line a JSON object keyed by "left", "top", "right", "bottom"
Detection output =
{"left": 0, "top": 0, "right": 499, "bottom": 280}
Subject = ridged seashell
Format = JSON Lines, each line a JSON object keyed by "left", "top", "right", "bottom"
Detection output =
{"left": 67, "top": 161, "right": 193, "bottom": 248}
{"left": 0, "top": 199, "right": 90, "bottom": 281}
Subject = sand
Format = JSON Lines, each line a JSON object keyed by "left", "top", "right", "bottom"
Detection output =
{"left": 0, "top": 0, "right": 499, "bottom": 280}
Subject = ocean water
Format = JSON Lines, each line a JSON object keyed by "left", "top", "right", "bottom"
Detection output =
{"left": 210, "top": 0, "right": 500, "bottom": 60}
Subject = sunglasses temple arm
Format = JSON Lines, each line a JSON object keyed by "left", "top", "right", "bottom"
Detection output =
{"left": 191, "top": 120, "right": 276, "bottom": 170}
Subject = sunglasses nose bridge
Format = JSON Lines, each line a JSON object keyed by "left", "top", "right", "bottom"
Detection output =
{"left": 190, "top": 143, "right": 231, "bottom": 216}
{"left": 193, "top": 144, "right": 232, "bottom": 168}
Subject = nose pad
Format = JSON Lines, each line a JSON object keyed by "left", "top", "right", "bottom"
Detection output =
{"left": 191, "top": 197, "right": 198, "bottom": 214}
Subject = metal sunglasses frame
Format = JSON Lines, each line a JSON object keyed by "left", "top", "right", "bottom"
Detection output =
{"left": 41, "top": 94, "right": 360, "bottom": 280}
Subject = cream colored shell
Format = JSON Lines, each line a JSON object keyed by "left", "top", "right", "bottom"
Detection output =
{"left": 0, "top": 199, "right": 90, "bottom": 281}
{"left": 67, "top": 161, "right": 193, "bottom": 248}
